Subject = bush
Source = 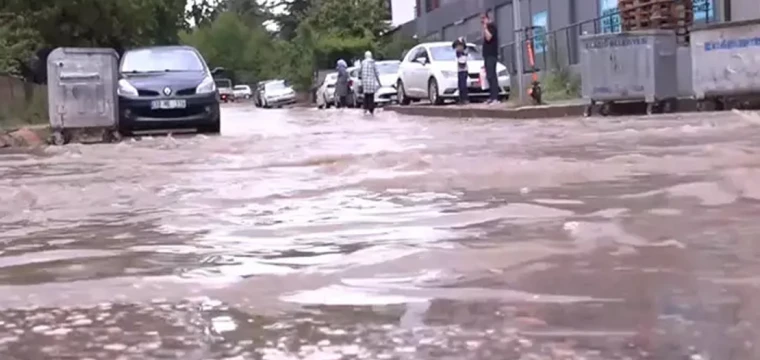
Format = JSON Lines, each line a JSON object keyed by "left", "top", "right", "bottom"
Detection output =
{"left": 541, "top": 66, "right": 581, "bottom": 101}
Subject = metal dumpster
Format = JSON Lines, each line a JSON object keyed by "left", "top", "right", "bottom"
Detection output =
{"left": 47, "top": 47, "right": 119, "bottom": 145}
{"left": 691, "top": 19, "right": 760, "bottom": 111}
{"left": 580, "top": 30, "right": 679, "bottom": 116}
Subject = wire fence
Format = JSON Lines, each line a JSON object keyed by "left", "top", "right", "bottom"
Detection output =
{"left": 500, "top": 0, "right": 715, "bottom": 75}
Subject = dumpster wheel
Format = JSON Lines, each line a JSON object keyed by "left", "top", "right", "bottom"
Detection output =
{"left": 696, "top": 100, "right": 706, "bottom": 112}
{"left": 600, "top": 102, "right": 612, "bottom": 117}
{"left": 51, "top": 131, "right": 66, "bottom": 146}
{"left": 103, "top": 129, "right": 122, "bottom": 143}
{"left": 646, "top": 102, "right": 655, "bottom": 116}
{"left": 583, "top": 100, "right": 596, "bottom": 117}
{"left": 659, "top": 99, "right": 676, "bottom": 114}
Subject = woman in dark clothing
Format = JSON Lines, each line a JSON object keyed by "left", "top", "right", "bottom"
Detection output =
{"left": 335, "top": 59, "right": 350, "bottom": 108}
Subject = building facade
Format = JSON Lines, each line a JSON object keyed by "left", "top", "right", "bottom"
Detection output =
{"left": 397, "top": 0, "right": 756, "bottom": 75}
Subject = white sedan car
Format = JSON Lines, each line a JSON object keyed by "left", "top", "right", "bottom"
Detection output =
{"left": 396, "top": 42, "right": 510, "bottom": 105}
{"left": 349, "top": 60, "right": 400, "bottom": 106}
{"left": 316, "top": 73, "right": 337, "bottom": 109}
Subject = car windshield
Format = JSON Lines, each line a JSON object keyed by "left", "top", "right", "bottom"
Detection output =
{"left": 266, "top": 81, "right": 287, "bottom": 91}
{"left": 215, "top": 80, "right": 232, "bottom": 88}
{"left": 429, "top": 45, "right": 484, "bottom": 62}
{"left": 325, "top": 74, "right": 337, "bottom": 84}
{"left": 376, "top": 62, "right": 400, "bottom": 74}
{"left": 234, "top": 86, "right": 248, "bottom": 90}
{"left": 121, "top": 48, "right": 206, "bottom": 73}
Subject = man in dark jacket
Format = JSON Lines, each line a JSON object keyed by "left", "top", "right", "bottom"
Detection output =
{"left": 481, "top": 11, "right": 500, "bottom": 104}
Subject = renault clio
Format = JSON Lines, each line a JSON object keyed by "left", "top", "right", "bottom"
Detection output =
{"left": 117, "top": 46, "right": 222, "bottom": 134}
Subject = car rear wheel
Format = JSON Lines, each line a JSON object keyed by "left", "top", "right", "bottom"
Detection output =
{"left": 428, "top": 78, "right": 443, "bottom": 105}
{"left": 397, "top": 80, "right": 411, "bottom": 106}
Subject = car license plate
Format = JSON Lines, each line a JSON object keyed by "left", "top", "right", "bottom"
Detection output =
{"left": 151, "top": 99, "right": 186, "bottom": 109}
{"left": 470, "top": 80, "right": 480, "bottom": 87}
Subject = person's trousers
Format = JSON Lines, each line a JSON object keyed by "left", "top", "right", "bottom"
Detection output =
{"left": 457, "top": 71, "right": 469, "bottom": 103}
{"left": 484, "top": 56, "right": 499, "bottom": 101}
{"left": 363, "top": 93, "right": 376, "bottom": 114}
{"left": 337, "top": 95, "right": 347, "bottom": 108}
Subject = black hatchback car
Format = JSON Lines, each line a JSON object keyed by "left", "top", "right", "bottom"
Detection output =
{"left": 117, "top": 46, "right": 222, "bottom": 134}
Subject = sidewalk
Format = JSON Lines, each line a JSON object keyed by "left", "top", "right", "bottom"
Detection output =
{"left": 386, "top": 98, "right": 699, "bottom": 119}
{"left": 386, "top": 99, "right": 586, "bottom": 119}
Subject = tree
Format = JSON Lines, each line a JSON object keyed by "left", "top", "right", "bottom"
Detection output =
{"left": 272, "top": 0, "right": 311, "bottom": 40}
{"left": 180, "top": 11, "right": 279, "bottom": 84}
{"left": 308, "top": 0, "right": 389, "bottom": 39}
{"left": 0, "top": 13, "right": 42, "bottom": 76}
{"left": 1, "top": 0, "right": 188, "bottom": 82}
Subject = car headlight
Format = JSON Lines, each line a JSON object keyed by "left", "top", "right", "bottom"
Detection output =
{"left": 441, "top": 70, "right": 457, "bottom": 78}
{"left": 498, "top": 69, "right": 508, "bottom": 77}
{"left": 117, "top": 79, "right": 138, "bottom": 96}
{"left": 196, "top": 76, "right": 216, "bottom": 94}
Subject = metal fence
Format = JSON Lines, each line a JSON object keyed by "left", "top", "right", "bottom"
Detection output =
{"left": 500, "top": 0, "right": 715, "bottom": 75}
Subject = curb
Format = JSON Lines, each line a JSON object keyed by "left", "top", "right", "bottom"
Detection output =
{"left": 386, "top": 98, "right": 701, "bottom": 120}
{"left": 387, "top": 103, "right": 586, "bottom": 119}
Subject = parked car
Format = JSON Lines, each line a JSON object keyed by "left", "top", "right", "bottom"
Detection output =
{"left": 216, "top": 79, "right": 235, "bottom": 102}
{"left": 349, "top": 60, "right": 400, "bottom": 106}
{"left": 396, "top": 42, "right": 510, "bottom": 105}
{"left": 116, "top": 45, "right": 222, "bottom": 134}
{"left": 233, "top": 84, "right": 252, "bottom": 99}
{"left": 260, "top": 80, "right": 296, "bottom": 108}
{"left": 316, "top": 73, "right": 337, "bottom": 109}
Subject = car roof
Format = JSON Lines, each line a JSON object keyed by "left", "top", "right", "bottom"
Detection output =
{"left": 125, "top": 45, "right": 200, "bottom": 53}
{"left": 418, "top": 41, "right": 479, "bottom": 49}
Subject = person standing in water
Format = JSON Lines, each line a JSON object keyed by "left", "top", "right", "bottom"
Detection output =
{"left": 335, "top": 59, "right": 350, "bottom": 108}
{"left": 453, "top": 37, "right": 469, "bottom": 104}
{"left": 359, "top": 51, "right": 381, "bottom": 115}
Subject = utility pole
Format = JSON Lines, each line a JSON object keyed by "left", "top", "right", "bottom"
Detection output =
{"left": 512, "top": 0, "right": 525, "bottom": 103}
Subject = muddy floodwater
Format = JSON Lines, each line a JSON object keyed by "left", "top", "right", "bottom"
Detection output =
{"left": 3, "top": 106, "right": 760, "bottom": 359}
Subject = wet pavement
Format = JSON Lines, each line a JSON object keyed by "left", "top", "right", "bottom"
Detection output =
{"left": 2, "top": 105, "right": 760, "bottom": 359}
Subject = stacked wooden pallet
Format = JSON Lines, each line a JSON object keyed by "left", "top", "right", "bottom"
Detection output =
{"left": 618, "top": 0, "right": 694, "bottom": 44}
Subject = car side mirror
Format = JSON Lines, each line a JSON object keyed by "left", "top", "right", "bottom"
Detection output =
{"left": 211, "top": 67, "right": 224, "bottom": 75}
{"left": 415, "top": 57, "right": 427, "bottom": 65}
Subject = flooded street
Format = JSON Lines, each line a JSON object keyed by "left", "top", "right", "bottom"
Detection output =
{"left": 4, "top": 105, "right": 760, "bottom": 359}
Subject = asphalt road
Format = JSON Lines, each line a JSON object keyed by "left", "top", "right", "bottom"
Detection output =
{"left": 2, "top": 104, "right": 760, "bottom": 359}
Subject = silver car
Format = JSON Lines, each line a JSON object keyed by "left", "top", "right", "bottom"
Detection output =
{"left": 260, "top": 80, "right": 296, "bottom": 108}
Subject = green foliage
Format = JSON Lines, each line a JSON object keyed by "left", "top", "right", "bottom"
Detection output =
{"left": 183, "top": 0, "right": 399, "bottom": 91}
{"left": 180, "top": 11, "right": 280, "bottom": 84}
{"left": 542, "top": 66, "right": 581, "bottom": 101}
{"left": 273, "top": 0, "right": 311, "bottom": 40}
{"left": 308, "top": 0, "right": 390, "bottom": 39}
{"left": 378, "top": 32, "right": 419, "bottom": 61}
{"left": 0, "top": 15, "right": 42, "bottom": 75}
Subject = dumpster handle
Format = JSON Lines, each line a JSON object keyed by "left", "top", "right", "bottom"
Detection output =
{"left": 59, "top": 73, "right": 100, "bottom": 81}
